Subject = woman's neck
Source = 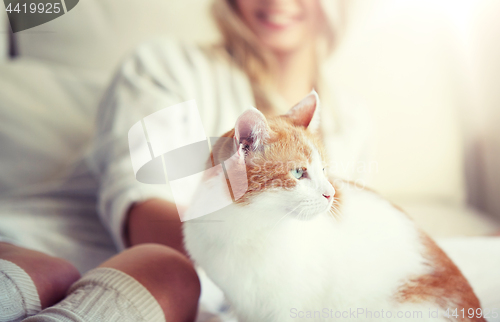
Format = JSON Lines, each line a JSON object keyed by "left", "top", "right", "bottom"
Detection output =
{"left": 269, "top": 43, "right": 317, "bottom": 108}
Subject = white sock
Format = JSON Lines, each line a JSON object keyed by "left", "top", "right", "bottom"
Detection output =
{"left": 22, "top": 267, "right": 165, "bottom": 322}
{"left": 0, "top": 259, "right": 42, "bottom": 322}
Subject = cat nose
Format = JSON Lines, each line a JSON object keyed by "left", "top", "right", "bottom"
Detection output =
{"left": 322, "top": 194, "right": 332, "bottom": 201}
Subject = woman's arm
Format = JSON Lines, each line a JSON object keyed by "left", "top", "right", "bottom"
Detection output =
{"left": 90, "top": 40, "right": 204, "bottom": 252}
{"left": 126, "top": 199, "right": 188, "bottom": 257}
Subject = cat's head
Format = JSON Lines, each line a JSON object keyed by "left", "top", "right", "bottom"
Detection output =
{"left": 213, "top": 91, "right": 336, "bottom": 221}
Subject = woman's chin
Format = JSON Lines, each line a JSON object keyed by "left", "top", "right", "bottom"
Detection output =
{"left": 259, "top": 38, "right": 308, "bottom": 56}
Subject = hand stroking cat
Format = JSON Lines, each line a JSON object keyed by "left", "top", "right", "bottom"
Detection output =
{"left": 183, "top": 91, "right": 484, "bottom": 322}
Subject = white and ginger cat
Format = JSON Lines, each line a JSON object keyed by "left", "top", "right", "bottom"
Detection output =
{"left": 183, "top": 92, "right": 483, "bottom": 322}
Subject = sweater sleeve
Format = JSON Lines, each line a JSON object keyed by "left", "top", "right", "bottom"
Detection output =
{"left": 88, "top": 40, "right": 206, "bottom": 251}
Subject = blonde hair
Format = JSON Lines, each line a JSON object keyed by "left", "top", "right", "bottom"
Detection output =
{"left": 211, "top": 0, "right": 340, "bottom": 113}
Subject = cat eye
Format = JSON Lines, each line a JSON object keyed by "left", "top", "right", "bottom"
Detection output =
{"left": 290, "top": 168, "right": 304, "bottom": 179}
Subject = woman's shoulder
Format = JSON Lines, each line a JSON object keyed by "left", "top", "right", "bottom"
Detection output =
{"left": 114, "top": 37, "right": 249, "bottom": 98}
{"left": 134, "top": 38, "right": 204, "bottom": 60}
{"left": 122, "top": 38, "right": 232, "bottom": 75}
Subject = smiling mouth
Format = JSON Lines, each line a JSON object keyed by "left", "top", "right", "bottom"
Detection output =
{"left": 256, "top": 11, "right": 302, "bottom": 29}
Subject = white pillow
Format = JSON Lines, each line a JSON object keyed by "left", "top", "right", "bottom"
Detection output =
{"left": 0, "top": 59, "right": 107, "bottom": 194}
{"left": 15, "top": 0, "right": 219, "bottom": 73}
{"left": 0, "top": 9, "right": 7, "bottom": 61}
{"left": 2, "top": 0, "right": 219, "bottom": 195}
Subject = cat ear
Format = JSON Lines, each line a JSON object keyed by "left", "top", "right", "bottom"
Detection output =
{"left": 286, "top": 90, "right": 321, "bottom": 132}
{"left": 234, "top": 107, "right": 270, "bottom": 153}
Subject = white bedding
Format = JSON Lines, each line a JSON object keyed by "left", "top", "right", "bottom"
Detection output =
{"left": 437, "top": 238, "right": 500, "bottom": 314}
{"left": 402, "top": 202, "right": 500, "bottom": 237}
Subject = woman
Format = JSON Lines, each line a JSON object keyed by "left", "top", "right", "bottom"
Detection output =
{"left": 0, "top": 0, "right": 370, "bottom": 321}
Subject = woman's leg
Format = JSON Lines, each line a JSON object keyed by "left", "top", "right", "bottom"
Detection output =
{"left": 20, "top": 244, "right": 200, "bottom": 322}
{"left": 0, "top": 242, "right": 81, "bottom": 312}
{"left": 98, "top": 244, "right": 201, "bottom": 322}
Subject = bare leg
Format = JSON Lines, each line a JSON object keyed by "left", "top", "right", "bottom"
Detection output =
{"left": 99, "top": 244, "right": 201, "bottom": 322}
{"left": 1, "top": 243, "right": 200, "bottom": 322}
{"left": 0, "top": 242, "right": 80, "bottom": 309}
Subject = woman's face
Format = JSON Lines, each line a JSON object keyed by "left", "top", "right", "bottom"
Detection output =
{"left": 236, "top": 0, "right": 323, "bottom": 54}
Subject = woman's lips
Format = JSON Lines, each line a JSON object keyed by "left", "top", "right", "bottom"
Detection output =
{"left": 256, "top": 11, "right": 301, "bottom": 30}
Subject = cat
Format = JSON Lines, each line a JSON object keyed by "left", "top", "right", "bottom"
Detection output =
{"left": 183, "top": 91, "right": 484, "bottom": 322}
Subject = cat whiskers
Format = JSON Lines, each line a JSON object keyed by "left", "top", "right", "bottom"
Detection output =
{"left": 294, "top": 207, "right": 310, "bottom": 246}
{"left": 329, "top": 199, "right": 341, "bottom": 221}
{"left": 296, "top": 207, "right": 308, "bottom": 221}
